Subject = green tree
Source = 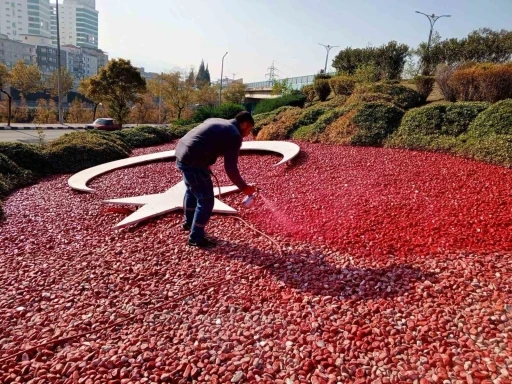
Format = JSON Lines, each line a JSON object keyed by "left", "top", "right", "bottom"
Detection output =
{"left": 205, "top": 64, "right": 211, "bottom": 85}
{"left": 46, "top": 68, "right": 75, "bottom": 97}
{"left": 0, "top": 64, "right": 13, "bottom": 126}
{"left": 196, "top": 60, "right": 207, "bottom": 88}
{"left": 187, "top": 68, "right": 195, "bottom": 87}
{"left": 79, "top": 76, "right": 104, "bottom": 121}
{"left": 159, "top": 70, "right": 195, "bottom": 120}
{"left": 85, "top": 59, "right": 147, "bottom": 126}
{"left": 9, "top": 60, "right": 42, "bottom": 97}
{"left": 223, "top": 81, "right": 247, "bottom": 104}
{"left": 271, "top": 79, "right": 292, "bottom": 96}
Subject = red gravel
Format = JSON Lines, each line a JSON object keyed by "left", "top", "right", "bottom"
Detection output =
{"left": 1, "top": 142, "right": 511, "bottom": 383}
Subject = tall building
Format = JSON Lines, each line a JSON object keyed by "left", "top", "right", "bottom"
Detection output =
{"left": 0, "top": 0, "right": 52, "bottom": 41}
{"left": 51, "top": 0, "right": 98, "bottom": 49}
{"left": 0, "top": 34, "right": 37, "bottom": 69}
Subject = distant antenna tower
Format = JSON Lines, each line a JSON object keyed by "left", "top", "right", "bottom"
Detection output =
{"left": 265, "top": 61, "right": 280, "bottom": 84}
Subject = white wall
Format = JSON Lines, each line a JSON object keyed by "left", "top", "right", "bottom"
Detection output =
{"left": 0, "top": 0, "right": 29, "bottom": 40}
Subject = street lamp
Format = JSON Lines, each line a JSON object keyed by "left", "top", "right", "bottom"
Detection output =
{"left": 219, "top": 52, "right": 228, "bottom": 105}
{"left": 319, "top": 44, "right": 339, "bottom": 73}
{"left": 415, "top": 11, "right": 451, "bottom": 74}
{"left": 56, "top": 0, "right": 63, "bottom": 123}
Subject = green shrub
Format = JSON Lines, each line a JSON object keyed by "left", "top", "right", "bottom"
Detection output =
{"left": 329, "top": 76, "right": 356, "bottom": 96}
{"left": 302, "top": 85, "right": 316, "bottom": 103}
{"left": 131, "top": 125, "right": 175, "bottom": 142}
{"left": 443, "top": 102, "right": 490, "bottom": 136}
{"left": 45, "top": 132, "right": 130, "bottom": 173}
{"left": 0, "top": 153, "right": 36, "bottom": 194}
{"left": 314, "top": 73, "right": 332, "bottom": 80}
{"left": 254, "top": 93, "right": 306, "bottom": 115}
{"left": 322, "top": 102, "right": 404, "bottom": 146}
{"left": 292, "top": 107, "right": 347, "bottom": 142}
{"left": 467, "top": 99, "right": 512, "bottom": 136}
{"left": 313, "top": 79, "right": 331, "bottom": 102}
{"left": 347, "top": 92, "right": 393, "bottom": 105}
{"left": 193, "top": 103, "right": 245, "bottom": 122}
{"left": 319, "top": 96, "right": 349, "bottom": 109}
{"left": 353, "top": 63, "right": 381, "bottom": 84}
{"left": 413, "top": 76, "right": 436, "bottom": 102}
{"left": 115, "top": 130, "right": 162, "bottom": 148}
{"left": 87, "top": 130, "right": 132, "bottom": 153}
{"left": 294, "top": 107, "right": 327, "bottom": 128}
{"left": 253, "top": 106, "right": 297, "bottom": 136}
{"left": 0, "top": 142, "right": 52, "bottom": 175}
{"left": 457, "top": 134, "right": 512, "bottom": 168}
{"left": 169, "top": 123, "right": 196, "bottom": 138}
{"left": 436, "top": 64, "right": 457, "bottom": 102}
{"left": 256, "top": 108, "right": 303, "bottom": 141}
{"left": 354, "top": 83, "right": 423, "bottom": 109}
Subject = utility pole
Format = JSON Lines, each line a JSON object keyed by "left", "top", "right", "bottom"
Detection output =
{"left": 56, "top": 0, "right": 63, "bottom": 123}
{"left": 319, "top": 43, "right": 339, "bottom": 73}
{"left": 415, "top": 11, "right": 451, "bottom": 74}
{"left": 219, "top": 52, "right": 228, "bottom": 105}
{"left": 265, "top": 61, "right": 279, "bottom": 85}
{"left": 232, "top": 73, "right": 236, "bottom": 80}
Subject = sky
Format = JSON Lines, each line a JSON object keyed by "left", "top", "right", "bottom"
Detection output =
{"left": 93, "top": 0, "right": 512, "bottom": 83}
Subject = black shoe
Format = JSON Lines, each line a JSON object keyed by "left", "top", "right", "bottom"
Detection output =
{"left": 187, "top": 237, "right": 217, "bottom": 248}
{"left": 182, "top": 222, "right": 191, "bottom": 231}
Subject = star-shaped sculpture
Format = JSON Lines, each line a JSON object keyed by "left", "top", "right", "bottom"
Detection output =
{"left": 103, "top": 181, "right": 240, "bottom": 229}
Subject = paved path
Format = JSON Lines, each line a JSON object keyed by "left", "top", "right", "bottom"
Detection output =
{"left": 0, "top": 129, "right": 84, "bottom": 144}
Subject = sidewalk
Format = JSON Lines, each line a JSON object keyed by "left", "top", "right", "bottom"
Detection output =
{"left": 0, "top": 124, "right": 169, "bottom": 130}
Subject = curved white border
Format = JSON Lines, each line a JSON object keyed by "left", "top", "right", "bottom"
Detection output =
{"left": 68, "top": 141, "right": 300, "bottom": 193}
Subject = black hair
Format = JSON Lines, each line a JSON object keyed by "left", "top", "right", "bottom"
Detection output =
{"left": 235, "top": 111, "right": 254, "bottom": 126}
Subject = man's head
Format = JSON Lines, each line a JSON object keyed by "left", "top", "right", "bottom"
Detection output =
{"left": 235, "top": 111, "right": 255, "bottom": 137}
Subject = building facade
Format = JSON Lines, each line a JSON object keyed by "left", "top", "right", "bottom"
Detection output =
{"left": 51, "top": 0, "right": 98, "bottom": 49}
{"left": 36, "top": 44, "right": 66, "bottom": 76}
{"left": 0, "top": 0, "right": 51, "bottom": 40}
{"left": 0, "top": 34, "right": 37, "bottom": 69}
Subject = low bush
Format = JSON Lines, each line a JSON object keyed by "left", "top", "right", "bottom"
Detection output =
{"left": 294, "top": 107, "right": 328, "bottom": 128}
{"left": 467, "top": 99, "right": 512, "bottom": 136}
{"left": 321, "top": 102, "right": 404, "bottom": 146}
{"left": 0, "top": 142, "right": 52, "bottom": 175}
{"left": 413, "top": 76, "right": 436, "bottom": 102}
{"left": 253, "top": 93, "right": 306, "bottom": 115}
{"left": 169, "top": 123, "right": 196, "bottom": 138}
{"left": 354, "top": 83, "right": 423, "bottom": 109}
{"left": 346, "top": 92, "right": 393, "bottom": 105}
{"left": 0, "top": 153, "right": 36, "bottom": 195}
{"left": 457, "top": 134, "right": 512, "bottom": 167}
{"left": 253, "top": 106, "right": 297, "bottom": 136}
{"left": 329, "top": 76, "right": 356, "bottom": 96}
{"left": 256, "top": 108, "right": 303, "bottom": 141}
{"left": 115, "top": 130, "right": 162, "bottom": 148}
{"left": 319, "top": 96, "right": 349, "bottom": 109}
{"left": 292, "top": 107, "right": 347, "bottom": 142}
{"left": 449, "top": 63, "right": 512, "bottom": 103}
{"left": 385, "top": 102, "right": 490, "bottom": 151}
{"left": 314, "top": 79, "right": 331, "bottom": 102}
{"left": 45, "top": 132, "right": 130, "bottom": 173}
{"left": 87, "top": 130, "right": 132, "bottom": 153}
{"left": 302, "top": 85, "right": 316, "bottom": 104}
{"left": 193, "top": 103, "right": 245, "bottom": 122}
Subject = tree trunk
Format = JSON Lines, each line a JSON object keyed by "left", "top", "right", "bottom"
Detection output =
{"left": 93, "top": 103, "right": 99, "bottom": 121}
{"left": 0, "top": 90, "right": 12, "bottom": 126}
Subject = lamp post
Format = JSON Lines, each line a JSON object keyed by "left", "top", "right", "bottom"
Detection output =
{"left": 415, "top": 11, "right": 451, "bottom": 74}
{"left": 319, "top": 44, "right": 339, "bottom": 73}
{"left": 219, "top": 52, "right": 228, "bottom": 105}
{"left": 56, "top": 0, "right": 63, "bottom": 123}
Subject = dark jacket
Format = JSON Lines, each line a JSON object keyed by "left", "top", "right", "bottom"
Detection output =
{"left": 176, "top": 118, "right": 248, "bottom": 190}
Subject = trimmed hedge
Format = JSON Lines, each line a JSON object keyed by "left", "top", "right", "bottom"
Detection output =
{"left": 347, "top": 92, "right": 394, "bottom": 105}
{"left": 467, "top": 99, "right": 512, "bottom": 136}
{"left": 45, "top": 132, "right": 130, "bottom": 173}
{"left": 457, "top": 134, "right": 512, "bottom": 167}
{"left": 385, "top": 102, "right": 490, "bottom": 151}
{"left": 0, "top": 142, "right": 52, "bottom": 175}
{"left": 0, "top": 153, "right": 36, "bottom": 194}
{"left": 321, "top": 102, "right": 404, "bottom": 146}
{"left": 354, "top": 83, "right": 423, "bottom": 109}
{"left": 253, "top": 93, "right": 306, "bottom": 115}
{"left": 253, "top": 106, "right": 297, "bottom": 136}
{"left": 292, "top": 107, "right": 348, "bottom": 142}
{"left": 193, "top": 103, "right": 245, "bottom": 122}
{"left": 330, "top": 76, "right": 356, "bottom": 96}
{"left": 313, "top": 79, "right": 331, "bottom": 102}
{"left": 87, "top": 129, "right": 132, "bottom": 153}
{"left": 256, "top": 107, "right": 303, "bottom": 141}
{"left": 115, "top": 130, "right": 162, "bottom": 148}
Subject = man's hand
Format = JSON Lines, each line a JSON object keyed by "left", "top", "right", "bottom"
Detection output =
{"left": 243, "top": 185, "right": 257, "bottom": 196}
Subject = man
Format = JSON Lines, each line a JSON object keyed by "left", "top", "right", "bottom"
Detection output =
{"left": 175, "top": 111, "right": 257, "bottom": 248}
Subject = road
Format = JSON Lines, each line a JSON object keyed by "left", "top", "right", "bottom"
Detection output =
{"left": 0, "top": 129, "right": 82, "bottom": 144}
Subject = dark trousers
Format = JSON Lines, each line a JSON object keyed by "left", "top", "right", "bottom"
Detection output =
{"left": 176, "top": 161, "right": 215, "bottom": 241}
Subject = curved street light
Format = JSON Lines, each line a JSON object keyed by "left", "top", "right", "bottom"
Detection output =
{"left": 319, "top": 43, "right": 339, "bottom": 73}
{"left": 219, "top": 52, "right": 228, "bottom": 105}
{"left": 415, "top": 11, "right": 451, "bottom": 73}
